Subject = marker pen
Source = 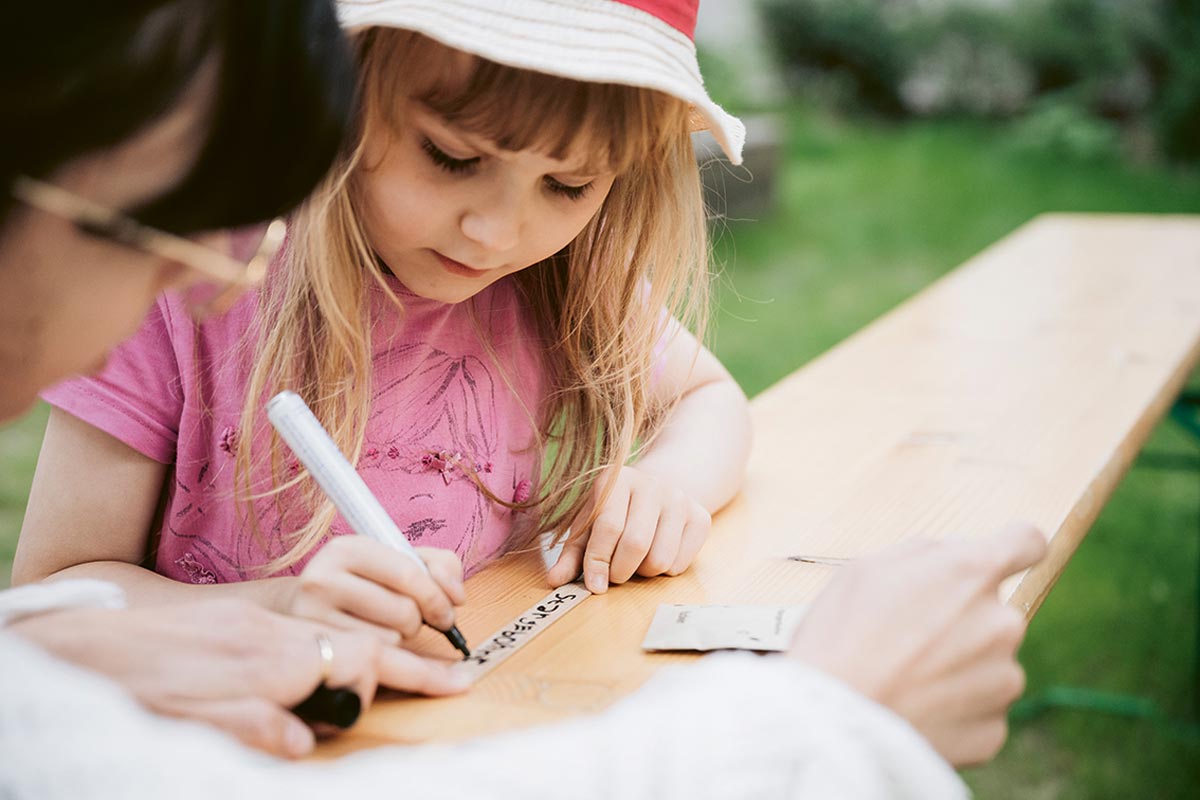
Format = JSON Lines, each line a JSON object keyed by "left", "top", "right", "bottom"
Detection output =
{"left": 267, "top": 390, "right": 471, "bottom": 658}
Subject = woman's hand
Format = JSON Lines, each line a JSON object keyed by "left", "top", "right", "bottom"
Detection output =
{"left": 288, "top": 537, "right": 466, "bottom": 648}
{"left": 10, "top": 598, "right": 470, "bottom": 758}
{"left": 788, "top": 522, "right": 1047, "bottom": 766}
{"left": 547, "top": 465, "right": 711, "bottom": 593}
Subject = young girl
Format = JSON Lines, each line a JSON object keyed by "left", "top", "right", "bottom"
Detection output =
{"left": 14, "top": 0, "right": 752, "bottom": 656}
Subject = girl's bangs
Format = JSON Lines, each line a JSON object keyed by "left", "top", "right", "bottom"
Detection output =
{"left": 361, "top": 28, "right": 690, "bottom": 175}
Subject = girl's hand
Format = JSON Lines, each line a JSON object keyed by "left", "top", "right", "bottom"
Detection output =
{"left": 547, "top": 465, "right": 711, "bottom": 593}
{"left": 288, "top": 536, "right": 466, "bottom": 648}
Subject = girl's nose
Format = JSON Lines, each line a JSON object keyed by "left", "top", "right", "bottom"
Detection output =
{"left": 460, "top": 192, "right": 521, "bottom": 253}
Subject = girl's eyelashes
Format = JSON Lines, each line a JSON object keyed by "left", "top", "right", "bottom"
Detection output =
{"left": 421, "top": 137, "right": 479, "bottom": 174}
{"left": 421, "top": 134, "right": 594, "bottom": 200}
{"left": 545, "top": 177, "right": 593, "bottom": 201}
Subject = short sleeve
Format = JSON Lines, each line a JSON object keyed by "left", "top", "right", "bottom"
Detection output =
{"left": 41, "top": 297, "right": 189, "bottom": 463}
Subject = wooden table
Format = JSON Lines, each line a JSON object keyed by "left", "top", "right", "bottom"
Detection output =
{"left": 319, "top": 213, "right": 1200, "bottom": 756}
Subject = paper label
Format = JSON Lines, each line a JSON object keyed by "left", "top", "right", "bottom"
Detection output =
{"left": 641, "top": 604, "right": 808, "bottom": 652}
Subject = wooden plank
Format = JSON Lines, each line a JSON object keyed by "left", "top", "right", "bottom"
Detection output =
{"left": 317, "top": 213, "right": 1200, "bottom": 756}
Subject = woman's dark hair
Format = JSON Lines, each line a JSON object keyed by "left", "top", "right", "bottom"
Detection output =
{"left": 0, "top": 0, "right": 355, "bottom": 233}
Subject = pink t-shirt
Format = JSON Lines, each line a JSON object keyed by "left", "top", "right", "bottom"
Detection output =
{"left": 43, "top": 273, "right": 547, "bottom": 583}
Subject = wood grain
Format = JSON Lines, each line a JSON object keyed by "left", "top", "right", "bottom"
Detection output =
{"left": 317, "top": 213, "right": 1200, "bottom": 756}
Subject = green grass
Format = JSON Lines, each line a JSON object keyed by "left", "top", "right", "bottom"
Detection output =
{"left": 1, "top": 107, "right": 1199, "bottom": 796}
{"left": 0, "top": 402, "right": 47, "bottom": 586}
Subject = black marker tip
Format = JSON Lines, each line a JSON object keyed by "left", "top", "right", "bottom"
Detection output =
{"left": 444, "top": 625, "right": 471, "bottom": 659}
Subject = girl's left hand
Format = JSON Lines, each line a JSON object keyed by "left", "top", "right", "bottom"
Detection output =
{"left": 546, "top": 465, "right": 711, "bottom": 593}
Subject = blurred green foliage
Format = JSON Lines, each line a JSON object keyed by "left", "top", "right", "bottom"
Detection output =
{"left": 1010, "top": 97, "right": 1124, "bottom": 162}
{"left": 1155, "top": 0, "right": 1200, "bottom": 162}
{"left": 756, "top": 0, "right": 910, "bottom": 115}
{"left": 758, "top": 0, "right": 1200, "bottom": 164}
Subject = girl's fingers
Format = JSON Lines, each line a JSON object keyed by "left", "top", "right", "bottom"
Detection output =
{"left": 549, "top": 471, "right": 710, "bottom": 588}
{"left": 581, "top": 483, "right": 632, "bottom": 593}
{"left": 338, "top": 542, "right": 459, "bottom": 631}
{"left": 547, "top": 519, "right": 590, "bottom": 587}
{"left": 608, "top": 487, "right": 660, "bottom": 584}
{"left": 323, "top": 572, "right": 425, "bottom": 639}
{"left": 668, "top": 505, "right": 711, "bottom": 576}
{"left": 415, "top": 546, "right": 467, "bottom": 605}
{"left": 636, "top": 502, "right": 686, "bottom": 578}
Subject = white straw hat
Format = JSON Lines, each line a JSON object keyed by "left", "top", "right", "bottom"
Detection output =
{"left": 337, "top": 0, "right": 745, "bottom": 164}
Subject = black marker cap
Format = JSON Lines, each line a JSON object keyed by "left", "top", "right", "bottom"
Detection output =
{"left": 291, "top": 684, "right": 362, "bottom": 729}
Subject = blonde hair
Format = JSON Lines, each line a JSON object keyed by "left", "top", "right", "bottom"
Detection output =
{"left": 236, "top": 29, "right": 709, "bottom": 574}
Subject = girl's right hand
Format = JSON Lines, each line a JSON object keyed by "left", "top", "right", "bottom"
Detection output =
{"left": 288, "top": 536, "right": 466, "bottom": 649}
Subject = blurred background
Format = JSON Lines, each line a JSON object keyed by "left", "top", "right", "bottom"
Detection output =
{"left": 1, "top": 1, "right": 1198, "bottom": 796}
{"left": 692, "top": 1, "right": 1200, "bottom": 796}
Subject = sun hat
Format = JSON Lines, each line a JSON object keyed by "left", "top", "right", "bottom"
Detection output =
{"left": 337, "top": 0, "right": 745, "bottom": 164}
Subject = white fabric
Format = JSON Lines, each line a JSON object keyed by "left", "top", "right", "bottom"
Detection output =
{"left": 0, "top": 623, "right": 967, "bottom": 799}
{"left": 0, "top": 578, "right": 126, "bottom": 626}
{"left": 336, "top": 0, "right": 747, "bottom": 164}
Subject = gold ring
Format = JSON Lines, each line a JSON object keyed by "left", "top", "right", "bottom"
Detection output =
{"left": 315, "top": 632, "right": 334, "bottom": 685}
